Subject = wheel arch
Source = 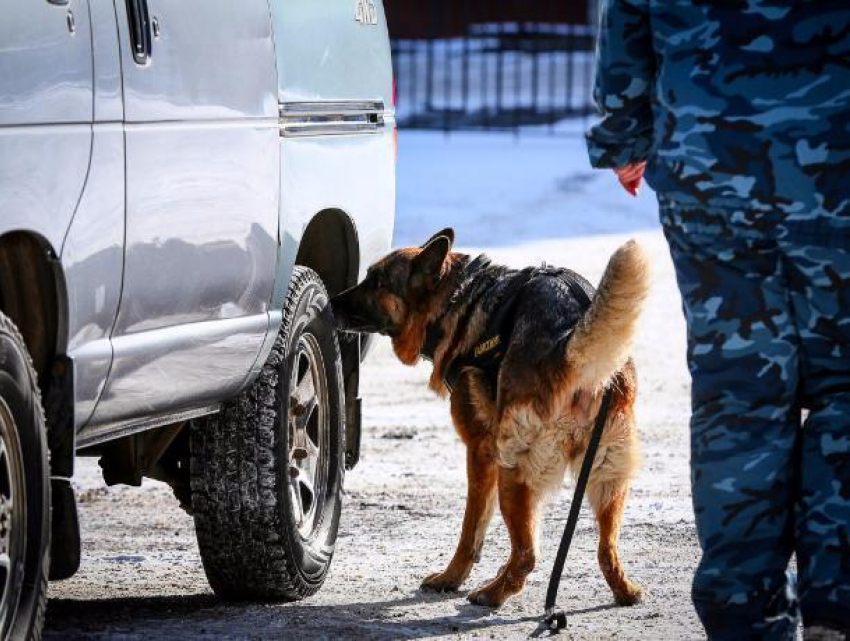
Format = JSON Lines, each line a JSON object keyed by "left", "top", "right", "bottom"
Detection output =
{"left": 0, "top": 231, "right": 68, "bottom": 390}
{"left": 294, "top": 208, "right": 360, "bottom": 297}
{"left": 0, "top": 230, "right": 76, "bottom": 485}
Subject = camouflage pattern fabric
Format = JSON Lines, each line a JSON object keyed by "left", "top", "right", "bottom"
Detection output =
{"left": 586, "top": 0, "right": 850, "bottom": 247}
{"left": 664, "top": 223, "right": 850, "bottom": 638}
{"left": 586, "top": 0, "right": 850, "bottom": 637}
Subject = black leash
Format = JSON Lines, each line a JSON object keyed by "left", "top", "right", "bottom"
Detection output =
{"left": 542, "top": 386, "right": 615, "bottom": 633}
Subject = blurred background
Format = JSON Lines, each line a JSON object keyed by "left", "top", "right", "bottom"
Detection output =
{"left": 386, "top": 0, "right": 597, "bottom": 131}
{"left": 381, "top": 0, "right": 659, "bottom": 249}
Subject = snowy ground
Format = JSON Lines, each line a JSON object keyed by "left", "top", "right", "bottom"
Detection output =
{"left": 45, "top": 129, "right": 706, "bottom": 639}
{"left": 394, "top": 125, "right": 660, "bottom": 247}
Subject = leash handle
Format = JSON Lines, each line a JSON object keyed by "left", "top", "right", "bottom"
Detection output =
{"left": 542, "top": 387, "right": 614, "bottom": 632}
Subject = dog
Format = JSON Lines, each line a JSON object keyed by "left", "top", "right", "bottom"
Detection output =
{"left": 331, "top": 228, "right": 649, "bottom": 608}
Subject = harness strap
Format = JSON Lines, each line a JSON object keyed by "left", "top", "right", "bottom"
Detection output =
{"left": 421, "top": 254, "right": 493, "bottom": 365}
{"left": 443, "top": 266, "right": 535, "bottom": 392}
{"left": 543, "top": 385, "right": 615, "bottom": 633}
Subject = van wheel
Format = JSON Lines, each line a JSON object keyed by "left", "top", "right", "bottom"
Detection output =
{"left": 191, "top": 267, "right": 345, "bottom": 601}
{"left": 0, "top": 313, "right": 50, "bottom": 639}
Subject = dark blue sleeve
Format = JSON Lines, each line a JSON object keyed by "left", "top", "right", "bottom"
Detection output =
{"left": 585, "top": 0, "right": 655, "bottom": 169}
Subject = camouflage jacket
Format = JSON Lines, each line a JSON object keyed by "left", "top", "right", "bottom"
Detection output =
{"left": 585, "top": 1, "right": 850, "bottom": 244}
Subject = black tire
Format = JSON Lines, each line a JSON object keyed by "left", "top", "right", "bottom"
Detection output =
{"left": 191, "top": 267, "right": 345, "bottom": 601}
{"left": 0, "top": 313, "right": 50, "bottom": 640}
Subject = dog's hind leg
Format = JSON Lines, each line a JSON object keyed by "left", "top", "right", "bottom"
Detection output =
{"left": 467, "top": 465, "right": 539, "bottom": 607}
{"left": 421, "top": 439, "right": 498, "bottom": 592}
{"left": 587, "top": 428, "right": 643, "bottom": 606}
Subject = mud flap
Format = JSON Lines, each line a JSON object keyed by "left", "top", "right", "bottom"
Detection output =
{"left": 344, "top": 370, "right": 361, "bottom": 470}
{"left": 48, "top": 478, "right": 80, "bottom": 581}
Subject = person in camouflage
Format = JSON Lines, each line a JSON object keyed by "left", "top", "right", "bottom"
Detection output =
{"left": 585, "top": 1, "right": 850, "bottom": 639}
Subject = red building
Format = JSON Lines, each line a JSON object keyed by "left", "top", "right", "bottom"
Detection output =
{"left": 385, "top": 1, "right": 591, "bottom": 40}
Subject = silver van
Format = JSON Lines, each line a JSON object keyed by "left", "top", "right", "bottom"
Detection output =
{"left": 0, "top": 0, "right": 395, "bottom": 635}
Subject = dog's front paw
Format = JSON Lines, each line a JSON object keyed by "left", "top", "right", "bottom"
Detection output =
{"left": 420, "top": 570, "right": 463, "bottom": 593}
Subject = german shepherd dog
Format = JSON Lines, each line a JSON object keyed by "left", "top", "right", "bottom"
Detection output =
{"left": 331, "top": 229, "right": 649, "bottom": 607}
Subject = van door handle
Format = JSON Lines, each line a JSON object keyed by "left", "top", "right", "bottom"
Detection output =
{"left": 47, "top": 0, "right": 70, "bottom": 5}
{"left": 125, "top": 0, "right": 152, "bottom": 64}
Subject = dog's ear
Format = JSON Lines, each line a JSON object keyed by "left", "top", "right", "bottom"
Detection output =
{"left": 421, "top": 227, "right": 455, "bottom": 249}
{"left": 410, "top": 235, "right": 451, "bottom": 292}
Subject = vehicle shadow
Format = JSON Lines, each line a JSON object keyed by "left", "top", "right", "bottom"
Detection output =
{"left": 45, "top": 590, "right": 618, "bottom": 639}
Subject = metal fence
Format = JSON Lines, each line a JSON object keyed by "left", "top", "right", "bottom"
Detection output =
{"left": 385, "top": 1, "right": 598, "bottom": 132}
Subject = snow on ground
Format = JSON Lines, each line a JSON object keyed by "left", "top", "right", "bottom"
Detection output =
{"left": 46, "top": 129, "right": 705, "bottom": 640}
{"left": 394, "top": 124, "right": 660, "bottom": 247}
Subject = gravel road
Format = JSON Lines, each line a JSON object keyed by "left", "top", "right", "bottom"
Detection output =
{"left": 44, "top": 230, "right": 706, "bottom": 640}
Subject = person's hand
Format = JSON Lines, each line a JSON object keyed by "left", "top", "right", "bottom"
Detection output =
{"left": 614, "top": 161, "right": 646, "bottom": 197}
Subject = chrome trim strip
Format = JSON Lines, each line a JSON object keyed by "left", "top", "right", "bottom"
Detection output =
{"left": 282, "top": 100, "right": 384, "bottom": 115}
{"left": 77, "top": 404, "right": 220, "bottom": 448}
{"left": 279, "top": 101, "right": 386, "bottom": 137}
{"left": 0, "top": 123, "right": 93, "bottom": 135}
{"left": 124, "top": 117, "right": 279, "bottom": 131}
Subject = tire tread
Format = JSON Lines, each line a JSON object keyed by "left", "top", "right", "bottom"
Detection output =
{"left": 0, "top": 312, "right": 50, "bottom": 640}
{"left": 191, "top": 267, "right": 340, "bottom": 601}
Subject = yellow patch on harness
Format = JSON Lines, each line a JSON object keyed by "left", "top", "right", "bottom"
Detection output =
{"left": 474, "top": 335, "right": 501, "bottom": 357}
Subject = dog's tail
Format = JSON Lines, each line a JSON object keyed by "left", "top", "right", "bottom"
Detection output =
{"left": 565, "top": 239, "right": 651, "bottom": 391}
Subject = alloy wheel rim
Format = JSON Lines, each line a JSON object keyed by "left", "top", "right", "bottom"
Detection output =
{"left": 0, "top": 398, "right": 25, "bottom": 635}
{"left": 287, "top": 332, "right": 329, "bottom": 540}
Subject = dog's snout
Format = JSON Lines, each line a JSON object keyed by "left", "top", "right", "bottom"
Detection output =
{"left": 330, "top": 286, "right": 375, "bottom": 333}
{"left": 330, "top": 289, "right": 356, "bottom": 329}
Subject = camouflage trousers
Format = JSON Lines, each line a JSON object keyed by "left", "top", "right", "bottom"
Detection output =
{"left": 662, "top": 210, "right": 850, "bottom": 640}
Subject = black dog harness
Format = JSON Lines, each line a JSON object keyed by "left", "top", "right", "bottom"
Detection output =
{"left": 422, "top": 255, "right": 616, "bottom": 634}
{"left": 443, "top": 255, "right": 531, "bottom": 393}
{"left": 435, "top": 255, "right": 595, "bottom": 394}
